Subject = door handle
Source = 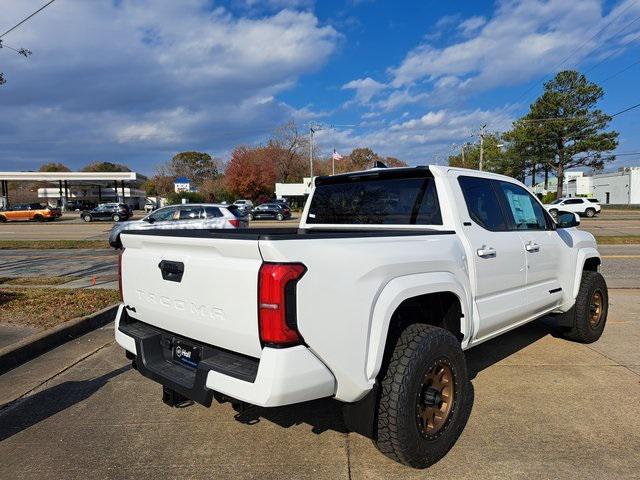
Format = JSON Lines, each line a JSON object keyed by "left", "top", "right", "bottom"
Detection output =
{"left": 477, "top": 246, "right": 496, "bottom": 258}
{"left": 525, "top": 243, "right": 540, "bottom": 253}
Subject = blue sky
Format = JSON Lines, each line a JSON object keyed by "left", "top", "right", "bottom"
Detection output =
{"left": 1, "top": 0, "right": 639, "bottom": 175}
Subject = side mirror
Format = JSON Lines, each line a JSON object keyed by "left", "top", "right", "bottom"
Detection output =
{"left": 144, "top": 217, "right": 155, "bottom": 224}
{"left": 556, "top": 211, "right": 580, "bottom": 228}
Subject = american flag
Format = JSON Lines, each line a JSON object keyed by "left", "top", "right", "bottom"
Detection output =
{"left": 332, "top": 149, "right": 343, "bottom": 161}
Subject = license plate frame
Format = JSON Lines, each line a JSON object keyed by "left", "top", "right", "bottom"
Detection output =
{"left": 172, "top": 340, "right": 201, "bottom": 368}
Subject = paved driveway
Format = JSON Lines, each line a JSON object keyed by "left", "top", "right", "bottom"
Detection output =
{"left": 0, "top": 289, "right": 638, "bottom": 479}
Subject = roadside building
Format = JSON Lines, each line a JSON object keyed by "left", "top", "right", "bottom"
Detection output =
{"left": 174, "top": 177, "right": 195, "bottom": 193}
{"left": 274, "top": 177, "right": 312, "bottom": 207}
{"left": 0, "top": 171, "right": 145, "bottom": 211}
{"left": 533, "top": 167, "right": 640, "bottom": 205}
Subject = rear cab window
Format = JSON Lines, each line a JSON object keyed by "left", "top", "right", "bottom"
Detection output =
{"left": 306, "top": 168, "right": 442, "bottom": 225}
{"left": 458, "top": 176, "right": 508, "bottom": 231}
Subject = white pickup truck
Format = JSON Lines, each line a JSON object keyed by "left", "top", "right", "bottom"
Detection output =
{"left": 115, "top": 166, "right": 608, "bottom": 468}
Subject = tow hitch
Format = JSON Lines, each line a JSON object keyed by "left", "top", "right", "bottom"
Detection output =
{"left": 162, "top": 386, "right": 191, "bottom": 407}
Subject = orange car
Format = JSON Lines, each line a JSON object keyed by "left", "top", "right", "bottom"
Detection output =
{"left": 0, "top": 203, "right": 61, "bottom": 222}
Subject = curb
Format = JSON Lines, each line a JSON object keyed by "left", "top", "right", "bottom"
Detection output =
{"left": 0, "top": 304, "right": 119, "bottom": 375}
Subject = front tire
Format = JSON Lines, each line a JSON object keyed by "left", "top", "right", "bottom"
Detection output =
{"left": 375, "top": 324, "right": 472, "bottom": 469}
{"left": 276, "top": 213, "right": 284, "bottom": 221}
{"left": 83, "top": 215, "right": 92, "bottom": 222}
{"left": 247, "top": 213, "right": 254, "bottom": 221}
{"left": 561, "top": 271, "right": 608, "bottom": 343}
{"left": 112, "top": 214, "right": 121, "bottom": 222}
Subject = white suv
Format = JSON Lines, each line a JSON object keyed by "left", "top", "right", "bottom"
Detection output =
{"left": 545, "top": 197, "right": 601, "bottom": 218}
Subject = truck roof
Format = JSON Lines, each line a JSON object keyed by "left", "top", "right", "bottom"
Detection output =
{"left": 315, "top": 165, "right": 525, "bottom": 184}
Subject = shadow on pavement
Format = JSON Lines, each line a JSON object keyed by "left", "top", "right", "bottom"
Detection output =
{"left": 231, "top": 318, "right": 557, "bottom": 439}
{"left": 0, "top": 364, "right": 130, "bottom": 442}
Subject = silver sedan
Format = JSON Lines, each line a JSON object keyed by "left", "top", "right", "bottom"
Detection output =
{"left": 108, "top": 203, "right": 248, "bottom": 248}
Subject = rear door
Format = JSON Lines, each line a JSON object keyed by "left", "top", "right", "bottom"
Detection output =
{"left": 456, "top": 176, "right": 528, "bottom": 340}
{"left": 495, "top": 181, "right": 563, "bottom": 313}
{"left": 120, "top": 232, "right": 264, "bottom": 358}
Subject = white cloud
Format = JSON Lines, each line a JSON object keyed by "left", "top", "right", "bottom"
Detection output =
{"left": 342, "top": 77, "right": 387, "bottom": 103}
{"left": 458, "top": 16, "right": 486, "bottom": 36}
{"left": 314, "top": 106, "right": 517, "bottom": 163}
{"left": 389, "top": 0, "right": 640, "bottom": 91}
{"left": 0, "top": 0, "right": 340, "bottom": 170}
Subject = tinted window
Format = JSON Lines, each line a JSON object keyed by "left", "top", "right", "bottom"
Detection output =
{"left": 458, "top": 176, "right": 508, "bottom": 231}
{"left": 497, "top": 181, "right": 548, "bottom": 230}
{"left": 564, "top": 199, "right": 583, "bottom": 205}
{"left": 204, "top": 207, "right": 222, "bottom": 218}
{"left": 177, "top": 206, "right": 203, "bottom": 220}
{"left": 225, "top": 205, "right": 243, "bottom": 217}
{"left": 307, "top": 173, "right": 442, "bottom": 225}
{"left": 587, "top": 198, "right": 599, "bottom": 203}
{"left": 148, "top": 207, "right": 176, "bottom": 221}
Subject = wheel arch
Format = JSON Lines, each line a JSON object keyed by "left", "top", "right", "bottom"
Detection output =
{"left": 365, "top": 272, "right": 471, "bottom": 381}
{"left": 572, "top": 248, "right": 601, "bottom": 298}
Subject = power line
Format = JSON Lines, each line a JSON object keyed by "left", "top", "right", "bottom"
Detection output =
{"left": 0, "top": 0, "right": 57, "bottom": 38}
{"left": 612, "top": 101, "right": 640, "bottom": 116}
{"left": 599, "top": 57, "right": 640, "bottom": 83}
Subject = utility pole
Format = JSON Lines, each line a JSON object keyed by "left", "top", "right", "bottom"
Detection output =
{"left": 461, "top": 144, "right": 466, "bottom": 167}
{"left": 309, "top": 124, "right": 315, "bottom": 178}
{"left": 478, "top": 124, "right": 487, "bottom": 171}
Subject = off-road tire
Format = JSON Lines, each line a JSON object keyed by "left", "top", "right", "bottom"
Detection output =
{"left": 561, "top": 271, "right": 608, "bottom": 343}
{"left": 585, "top": 208, "right": 596, "bottom": 218}
{"left": 375, "top": 324, "right": 472, "bottom": 469}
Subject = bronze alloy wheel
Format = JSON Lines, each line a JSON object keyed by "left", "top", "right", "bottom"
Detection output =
{"left": 589, "top": 290, "right": 604, "bottom": 328}
{"left": 416, "top": 360, "right": 455, "bottom": 437}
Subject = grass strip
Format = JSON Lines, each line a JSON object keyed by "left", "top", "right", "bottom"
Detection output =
{"left": 0, "top": 276, "right": 80, "bottom": 286}
{"left": 0, "top": 287, "right": 120, "bottom": 330}
{"left": 595, "top": 235, "right": 640, "bottom": 245}
{"left": 0, "top": 240, "right": 108, "bottom": 249}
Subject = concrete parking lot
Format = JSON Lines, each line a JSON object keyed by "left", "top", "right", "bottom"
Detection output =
{"left": 0, "top": 287, "right": 638, "bottom": 479}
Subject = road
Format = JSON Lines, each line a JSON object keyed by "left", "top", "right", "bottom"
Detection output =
{"left": 0, "top": 289, "right": 638, "bottom": 479}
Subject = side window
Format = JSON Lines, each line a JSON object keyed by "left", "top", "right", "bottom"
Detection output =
{"left": 204, "top": 207, "right": 222, "bottom": 218}
{"left": 458, "top": 176, "right": 508, "bottom": 231}
{"left": 177, "top": 206, "right": 203, "bottom": 220}
{"left": 497, "top": 181, "right": 548, "bottom": 230}
{"left": 565, "top": 199, "right": 582, "bottom": 205}
{"left": 148, "top": 207, "right": 177, "bottom": 222}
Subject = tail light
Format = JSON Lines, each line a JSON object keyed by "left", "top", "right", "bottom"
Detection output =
{"left": 117, "top": 249, "right": 124, "bottom": 301}
{"left": 229, "top": 219, "right": 240, "bottom": 228}
{"left": 258, "top": 263, "right": 306, "bottom": 346}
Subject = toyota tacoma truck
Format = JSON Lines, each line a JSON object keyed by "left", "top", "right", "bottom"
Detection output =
{"left": 115, "top": 166, "right": 607, "bottom": 468}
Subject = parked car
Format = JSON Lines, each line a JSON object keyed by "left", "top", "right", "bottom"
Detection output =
{"left": 108, "top": 203, "right": 248, "bottom": 248}
{"left": 81, "top": 203, "right": 131, "bottom": 223}
{"left": 545, "top": 197, "right": 601, "bottom": 218}
{"left": 0, "top": 203, "right": 60, "bottom": 222}
{"left": 114, "top": 166, "right": 607, "bottom": 468}
{"left": 247, "top": 202, "right": 291, "bottom": 221}
{"left": 233, "top": 199, "right": 253, "bottom": 215}
{"left": 144, "top": 200, "right": 157, "bottom": 214}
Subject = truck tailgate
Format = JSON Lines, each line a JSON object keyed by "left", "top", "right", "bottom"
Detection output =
{"left": 120, "top": 232, "right": 263, "bottom": 358}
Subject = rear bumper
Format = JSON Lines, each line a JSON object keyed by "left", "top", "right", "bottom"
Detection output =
{"left": 114, "top": 305, "right": 335, "bottom": 407}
